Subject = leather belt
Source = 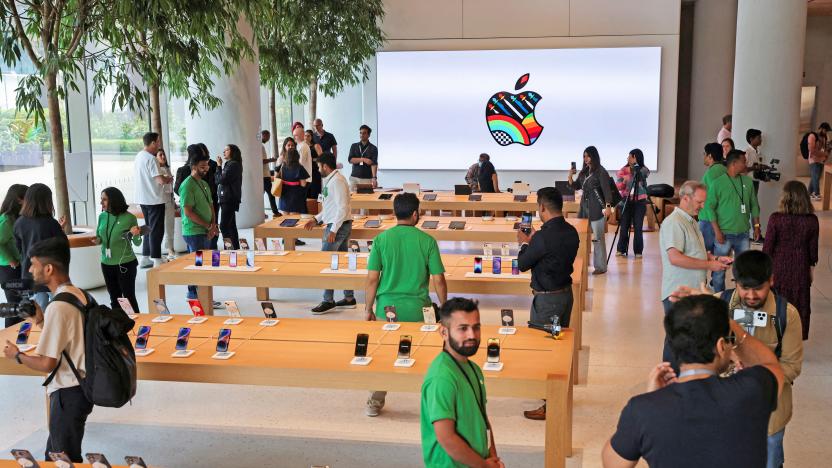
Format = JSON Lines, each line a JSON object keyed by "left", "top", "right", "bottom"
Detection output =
{"left": 533, "top": 286, "right": 571, "bottom": 295}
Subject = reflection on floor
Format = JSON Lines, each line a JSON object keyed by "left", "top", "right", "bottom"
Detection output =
{"left": 1, "top": 210, "right": 830, "bottom": 467}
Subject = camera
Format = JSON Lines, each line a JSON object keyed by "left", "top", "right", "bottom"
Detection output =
{"left": 0, "top": 279, "right": 37, "bottom": 319}
{"left": 752, "top": 158, "right": 781, "bottom": 182}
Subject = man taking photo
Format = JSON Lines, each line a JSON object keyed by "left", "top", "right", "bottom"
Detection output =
{"left": 3, "top": 238, "right": 92, "bottom": 462}
{"left": 602, "top": 294, "right": 784, "bottom": 468}
{"left": 421, "top": 298, "right": 504, "bottom": 468}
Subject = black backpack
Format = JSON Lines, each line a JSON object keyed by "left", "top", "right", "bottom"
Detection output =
{"left": 720, "top": 289, "right": 787, "bottom": 358}
{"left": 800, "top": 132, "right": 816, "bottom": 160}
{"left": 43, "top": 291, "right": 137, "bottom": 407}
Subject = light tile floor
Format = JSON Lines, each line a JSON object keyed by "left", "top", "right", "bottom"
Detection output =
{"left": 1, "top": 210, "right": 830, "bottom": 467}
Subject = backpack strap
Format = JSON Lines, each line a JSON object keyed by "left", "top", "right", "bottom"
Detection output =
{"left": 42, "top": 290, "right": 92, "bottom": 388}
{"left": 719, "top": 288, "right": 734, "bottom": 304}
{"left": 773, "top": 295, "right": 787, "bottom": 359}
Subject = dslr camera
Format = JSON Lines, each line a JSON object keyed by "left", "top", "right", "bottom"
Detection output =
{"left": 0, "top": 278, "right": 37, "bottom": 319}
{"left": 752, "top": 158, "right": 781, "bottom": 182}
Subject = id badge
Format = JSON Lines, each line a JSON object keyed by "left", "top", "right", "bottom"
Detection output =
{"left": 487, "top": 429, "right": 492, "bottom": 450}
{"left": 323, "top": 187, "right": 329, "bottom": 198}
{"left": 740, "top": 204, "right": 747, "bottom": 214}
{"left": 105, "top": 248, "right": 112, "bottom": 258}
{"left": 317, "top": 193, "right": 323, "bottom": 203}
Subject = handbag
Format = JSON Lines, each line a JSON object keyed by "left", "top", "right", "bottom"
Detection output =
{"left": 271, "top": 167, "right": 283, "bottom": 197}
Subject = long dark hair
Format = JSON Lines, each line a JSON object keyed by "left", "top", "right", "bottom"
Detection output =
{"left": 187, "top": 144, "right": 204, "bottom": 166}
{"left": 20, "top": 183, "right": 54, "bottom": 218}
{"left": 197, "top": 143, "right": 210, "bottom": 158}
{"left": 227, "top": 144, "right": 242, "bottom": 164}
{"left": 629, "top": 148, "right": 646, "bottom": 168}
{"left": 284, "top": 148, "right": 300, "bottom": 168}
{"left": 102, "top": 187, "right": 129, "bottom": 215}
{"left": 582, "top": 146, "right": 602, "bottom": 174}
{"left": 0, "top": 184, "right": 29, "bottom": 220}
{"left": 281, "top": 137, "right": 295, "bottom": 158}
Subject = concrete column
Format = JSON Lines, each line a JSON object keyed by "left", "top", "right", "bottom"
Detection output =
{"left": 687, "top": 0, "right": 737, "bottom": 181}
{"left": 186, "top": 19, "right": 263, "bottom": 228}
{"left": 732, "top": 0, "right": 807, "bottom": 227}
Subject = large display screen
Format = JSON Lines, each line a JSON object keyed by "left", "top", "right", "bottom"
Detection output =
{"left": 376, "top": 47, "right": 661, "bottom": 171}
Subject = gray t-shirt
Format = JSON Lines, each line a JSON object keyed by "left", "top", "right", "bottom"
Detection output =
{"left": 659, "top": 208, "right": 708, "bottom": 300}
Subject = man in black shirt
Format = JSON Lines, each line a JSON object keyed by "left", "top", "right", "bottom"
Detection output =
{"left": 602, "top": 295, "right": 784, "bottom": 468}
{"left": 476, "top": 153, "right": 499, "bottom": 193}
{"left": 313, "top": 118, "right": 338, "bottom": 159}
{"left": 347, "top": 124, "right": 378, "bottom": 191}
{"left": 516, "top": 187, "right": 579, "bottom": 421}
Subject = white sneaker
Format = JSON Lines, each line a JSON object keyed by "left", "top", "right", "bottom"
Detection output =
{"left": 365, "top": 398, "right": 385, "bottom": 417}
{"left": 139, "top": 257, "right": 153, "bottom": 268}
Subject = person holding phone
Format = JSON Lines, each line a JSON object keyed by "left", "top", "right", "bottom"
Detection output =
{"left": 155, "top": 148, "right": 177, "bottom": 261}
{"left": 215, "top": 144, "right": 243, "bottom": 250}
{"left": 515, "top": 187, "right": 579, "bottom": 420}
{"left": 421, "top": 298, "right": 504, "bottom": 468}
{"left": 305, "top": 153, "right": 355, "bottom": 314}
{"left": 568, "top": 146, "right": 613, "bottom": 275}
{"left": 91, "top": 187, "right": 142, "bottom": 313}
{"left": 179, "top": 145, "right": 218, "bottom": 300}
{"left": 0, "top": 184, "right": 28, "bottom": 327}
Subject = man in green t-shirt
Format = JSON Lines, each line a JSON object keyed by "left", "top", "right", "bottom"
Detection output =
{"left": 698, "top": 142, "right": 727, "bottom": 253}
{"left": 364, "top": 192, "right": 447, "bottom": 416}
{"left": 421, "top": 298, "right": 503, "bottom": 468}
{"left": 178, "top": 148, "right": 218, "bottom": 300}
{"left": 705, "top": 149, "right": 760, "bottom": 292}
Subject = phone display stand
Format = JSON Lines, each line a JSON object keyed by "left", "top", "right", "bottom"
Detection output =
{"left": 223, "top": 318, "right": 244, "bottom": 325}
{"left": 394, "top": 358, "right": 415, "bottom": 368}
{"left": 211, "top": 351, "right": 235, "bottom": 360}
{"left": 382, "top": 323, "right": 401, "bottom": 331}
{"left": 420, "top": 324, "right": 439, "bottom": 332}
{"left": 342, "top": 253, "right": 370, "bottom": 259}
{"left": 135, "top": 348, "right": 155, "bottom": 357}
{"left": 185, "top": 265, "right": 261, "bottom": 272}
{"left": 320, "top": 268, "right": 368, "bottom": 275}
{"left": 259, "top": 319, "right": 279, "bottom": 327}
{"left": 187, "top": 317, "right": 208, "bottom": 324}
{"left": 464, "top": 272, "right": 531, "bottom": 279}
{"left": 350, "top": 356, "right": 373, "bottom": 366}
{"left": 483, "top": 362, "right": 504, "bottom": 372}
{"left": 126, "top": 314, "right": 139, "bottom": 320}
{"left": 17, "top": 344, "right": 35, "bottom": 353}
{"left": 171, "top": 350, "right": 194, "bottom": 358}
{"left": 498, "top": 327, "right": 517, "bottom": 335}
{"left": 152, "top": 315, "right": 173, "bottom": 323}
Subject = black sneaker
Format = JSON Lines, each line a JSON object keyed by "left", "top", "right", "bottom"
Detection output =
{"left": 335, "top": 297, "right": 357, "bottom": 309}
{"left": 311, "top": 302, "right": 336, "bottom": 315}
{"left": 295, "top": 239, "right": 306, "bottom": 246}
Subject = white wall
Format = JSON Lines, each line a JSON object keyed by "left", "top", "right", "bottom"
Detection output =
{"left": 804, "top": 16, "right": 832, "bottom": 130}
{"left": 316, "top": 0, "right": 681, "bottom": 190}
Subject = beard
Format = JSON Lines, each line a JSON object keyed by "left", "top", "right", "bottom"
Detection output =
{"left": 448, "top": 335, "right": 480, "bottom": 357}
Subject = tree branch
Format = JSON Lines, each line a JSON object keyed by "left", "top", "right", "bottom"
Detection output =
{"left": 4, "top": 0, "right": 44, "bottom": 68}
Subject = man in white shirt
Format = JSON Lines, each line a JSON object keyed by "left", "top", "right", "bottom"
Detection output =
{"left": 744, "top": 128, "right": 763, "bottom": 166}
{"left": 261, "top": 130, "right": 279, "bottom": 217}
{"left": 304, "top": 153, "right": 355, "bottom": 314}
{"left": 3, "top": 238, "right": 92, "bottom": 462}
{"left": 133, "top": 132, "right": 173, "bottom": 268}
{"left": 292, "top": 123, "right": 313, "bottom": 185}
{"left": 716, "top": 114, "right": 732, "bottom": 143}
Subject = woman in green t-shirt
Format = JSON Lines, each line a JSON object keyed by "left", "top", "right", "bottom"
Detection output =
{"left": 0, "top": 184, "right": 29, "bottom": 327}
{"left": 92, "top": 187, "right": 142, "bottom": 313}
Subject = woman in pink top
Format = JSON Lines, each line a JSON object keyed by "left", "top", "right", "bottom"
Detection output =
{"left": 807, "top": 122, "right": 829, "bottom": 199}
{"left": 615, "top": 149, "right": 650, "bottom": 258}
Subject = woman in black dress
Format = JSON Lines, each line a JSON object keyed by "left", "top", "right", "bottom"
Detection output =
{"left": 305, "top": 129, "right": 323, "bottom": 200}
{"left": 277, "top": 148, "right": 310, "bottom": 214}
{"left": 216, "top": 144, "right": 243, "bottom": 249}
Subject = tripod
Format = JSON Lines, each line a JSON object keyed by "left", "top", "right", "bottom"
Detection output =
{"left": 607, "top": 165, "right": 660, "bottom": 263}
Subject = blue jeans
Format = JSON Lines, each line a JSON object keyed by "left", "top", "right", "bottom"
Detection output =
{"left": 590, "top": 217, "right": 608, "bottom": 272}
{"left": 184, "top": 234, "right": 209, "bottom": 299}
{"left": 767, "top": 430, "right": 784, "bottom": 468}
{"left": 322, "top": 221, "right": 354, "bottom": 303}
{"left": 698, "top": 220, "right": 716, "bottom": 254}
{"left": 711, "top": 233, "right": 750, "bottom": 292}
{"left": 808, "top": 162, "right": 823, "bottom": 195}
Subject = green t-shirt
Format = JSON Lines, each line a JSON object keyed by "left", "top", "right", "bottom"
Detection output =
{"left": 421, "top": 351, "right": 489, "bottom": 467}
{"left": 367, "top": 225, "right": 445, "bottom": 322}
{"left": 699, "top": 163, "right": 727, "bottom": 222}
{"left": 705, "top": 172, "right": 759, "bottom": 234}
{"left": 179, "top": 176, "right": 213, "bottom": 236}
{"left": 0, "top": 213, "right": 20, "bottom": 266}
{"left": 96, "top": 212, "right": 141, "bottom": 265}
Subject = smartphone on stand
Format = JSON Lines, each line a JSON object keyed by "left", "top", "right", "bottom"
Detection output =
{"left": 86, "top": 453, "right": 112, "bottom": 467}
{"left": 511, "top": 259, "right": 519, "bottom": 275}
{"left": 261, "top": 302, "right": 277, "bottom": 318}
{"left": 153, "top": 298, "right": 170, "bottom": 314}
{"left": 331, "top": 253, "right": 339, "bottom": 270}
{"left": 473, "top": 257, "right": 483, "bottom": 274}
{"left": 135, "top": 326, "right": 151, "bottom": 350}
{"left": 501, "top": 309, "right": 515, "bottom": 327}
{"left": 487, "top": 338, "right": 501, "bottom": 363}
{"left": 246, "top": 251, "right": 255, "bottom": 267}
{"left": 397, "top": 335, "right": 412, "bottom": 360}
{"left": 175, "top": 328, "right": 191, "bottom": 350}
{"left": 195, "top": 250, "right": 204, "bottom": 266}
{"left": 254, "top": 238, "right": 266, "bottom": 251}
{"left": 492, "top": 256, "right": 502, "bottom": 274}
{"left": 216, "top": 328, "right": 232, "bottom": 353}
{"left": 354, "top": 333, "right": 369, "bottom": 357}
{"left": 211, "top": 250, "right": 221, "bottom": 267}
{"left": 229, "top": 251, "right": 237, "bottom": 268}
{"left": 15, "top": 322, "right": 32, "bottom": 345}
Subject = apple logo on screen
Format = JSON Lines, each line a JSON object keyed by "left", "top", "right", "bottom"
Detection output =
{"left": 485, "top": 73, "right": 544, "bottom": 146}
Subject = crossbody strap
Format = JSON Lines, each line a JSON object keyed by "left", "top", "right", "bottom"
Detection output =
{"left": 42, "top": 290, "right": 92, "bottom": 387}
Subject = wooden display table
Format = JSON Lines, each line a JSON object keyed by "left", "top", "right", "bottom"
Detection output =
{"left": 822, "top": 163, "right": 832, "bottom": 210}
{"left": 0, "top": 462, "right": 132, "bottom": 468}
{"left": 350, "top": 191, "right": 580, "bottom": 216}
{"left": 1, "top": 318, "right": 575, "bottom": 468}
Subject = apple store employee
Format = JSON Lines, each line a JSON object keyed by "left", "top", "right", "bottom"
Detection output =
{"left": 347, "top": 124, "right": 378, "bottom": 190}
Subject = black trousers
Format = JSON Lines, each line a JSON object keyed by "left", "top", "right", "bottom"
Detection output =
{"left": 46, "top": 386, "right": 94, "bottom": 463}
{"left": 219, "top": 203, "right": 240, "bottom": 250}
{"left": 140, "top": 203, "right": 166, "bottom": 259}
{"left": 264, "top": 177, "right": 279, "bottom": 215}
{"left": 530, "top": 289, "right": 573, "bottom": 328}
{"left": 208, "top": 201, "right": 220, "bottom": 250}
{"left": 617, "top": 201, "right": 646, "bottom": 255}
{"left": 0, "top": 264, "right": 23, "bottom": 328}
{"left": 101, "top": 259, "right": 139, "bottom": 313}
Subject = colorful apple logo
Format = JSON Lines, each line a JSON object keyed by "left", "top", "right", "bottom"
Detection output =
{"left": 485, "top": 73, "right": 543, "bottom": 146}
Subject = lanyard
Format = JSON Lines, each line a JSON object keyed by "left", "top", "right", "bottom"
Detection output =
{"left": 359, "top": 143, "right": 370, "bottom": 156}
{"left": 194, "top": 177, "right": 212, "bottom": 205}
{"left": 322, "top": 170, "right": 339, "bottom": 198}
{"left": 728, "top": 176, "right": 746, "bottom": 206}
{"left": 104, "top": 213, "right": 120, "bottom": 251}
{"left": 678, "top": 368, "right": 717, "bottom": 379}
{"left": 443, "top": 350, "right": 490, "bottom": 429}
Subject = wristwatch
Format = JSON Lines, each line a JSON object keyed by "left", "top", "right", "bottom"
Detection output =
{"left": 15, "top": 351, "right": 22, "bottom": 365}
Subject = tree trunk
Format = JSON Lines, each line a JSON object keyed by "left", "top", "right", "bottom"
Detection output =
{"left": 269, "top": 85, "right": 279, "bottom": 158}
{"left": 149, "top": 83, "right": 163, "bottom": 148}
{"left": 308, "top": 76, "right": 318, "bottom": 126}
{"left": 45, "top": 71, "right": 73, "bottom": 234}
